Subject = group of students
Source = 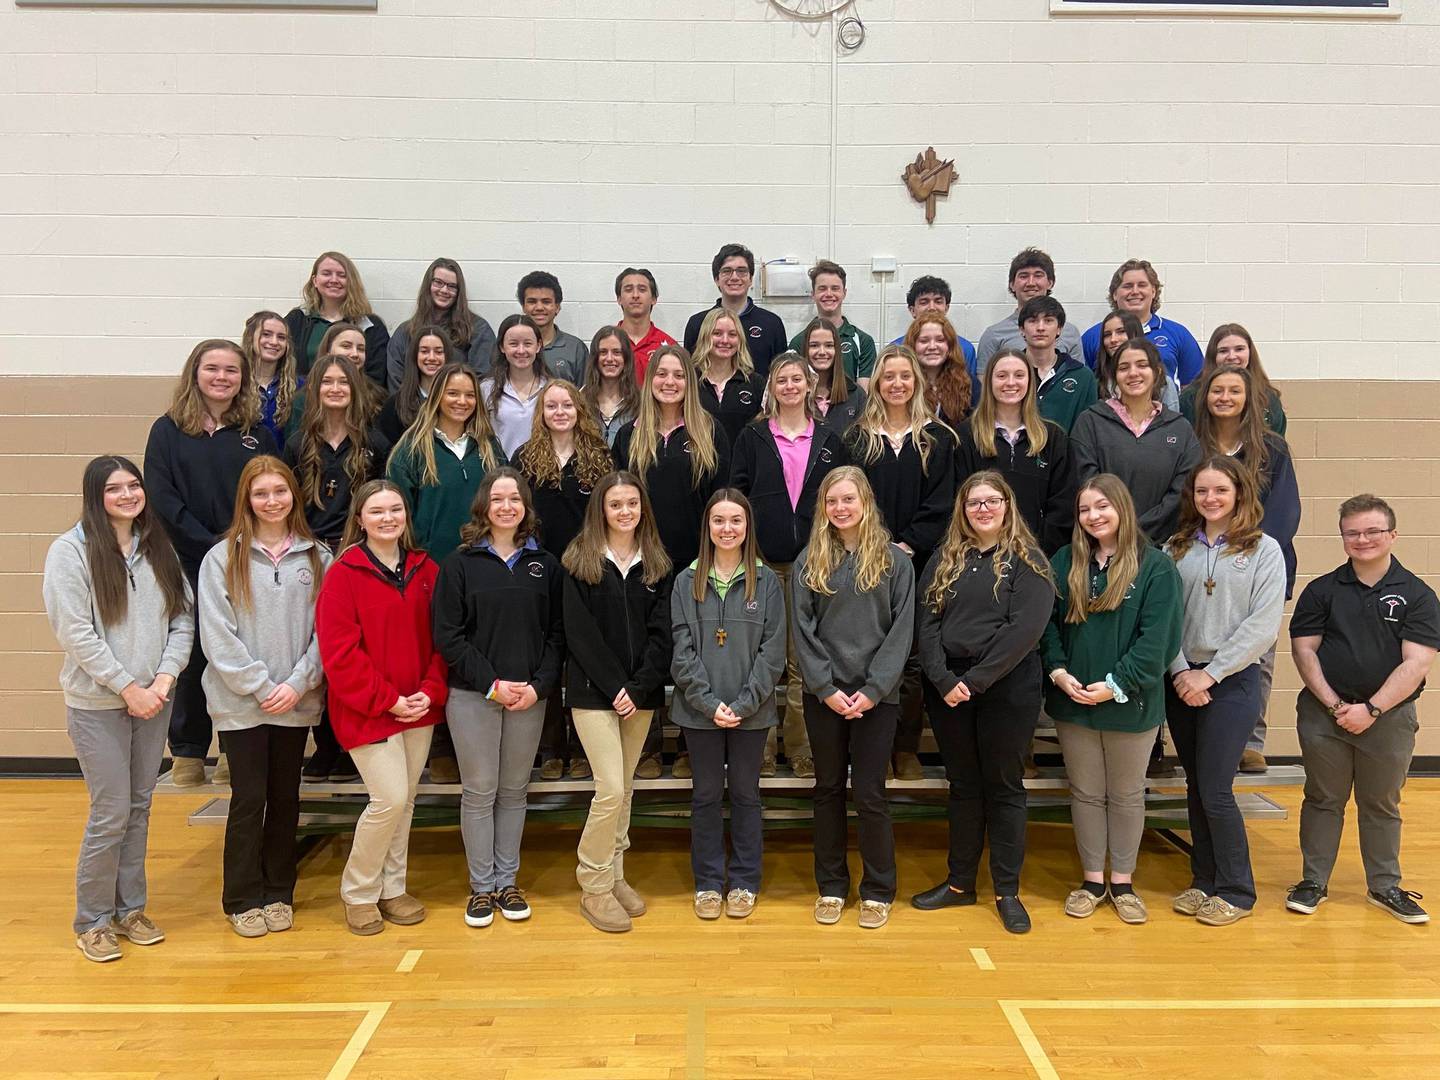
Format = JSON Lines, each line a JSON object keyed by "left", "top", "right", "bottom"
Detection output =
{"left": 42, "top": 242, "right": 1437, "bottom": 963}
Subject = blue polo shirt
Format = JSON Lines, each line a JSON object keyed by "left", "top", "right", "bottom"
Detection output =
{"left": 1080, "top": 313, "right": 1204, "bottom": 387}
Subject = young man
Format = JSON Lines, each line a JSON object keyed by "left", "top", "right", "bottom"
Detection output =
{"left": 1286, "top": 494, "right": 1439, "bottom": 924}
{"left": 1080, "top": 259, "right": 1204, "bottom": 387}
{"left": 976, "top": 247, "right": 1084, "bottom": 366}
{"left": 787, "top": 260, "right": 876, "bottom": 388}
{"left": 615, "top": 267, "right": 676, "bottom": 381}
{"left": 1021, "top": 296, "right": 1095, "bottom": 433}
{"left": 683, "top": 243, "right": 788, "bottom": 377}
{"left": 518, "top": 270, "right": 587, "bottom": 384}
{"left": 889, "top": 275, "right": 978, "bottom": 406}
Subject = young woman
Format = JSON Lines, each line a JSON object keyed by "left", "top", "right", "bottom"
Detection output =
{"left": 241, "top": 310, "right": 300, "bottom": 452}
{"left": 671, "top": 490, "right": 786, "bottom": 921}
{"left": 375, "top": 326, "right": 458, "bottom": 448}
{"left": 198, "top": 457, "right": 330, "bottom": 938}
{"left": 482, "top": 314, "right": 551, "bottom": 459}
{"left": 955, "top": 349, "right": 1076, "bottom": 555}
{"left": 844, "top": 345, "right": 956, "bottom": 779}
{"left": 912, "top": 472, "right": 1054, "bottom": 934}
{"left": 1164, "top": 457, "right": 1286, "bottom": 925}
{"left": 581, "top": 326, "right": 641, "bottom": 448}
{"left": 281, "top": 324, "right": 380, "bottom": 445}
{"left": 1070, "top": 337, "right": 1202, "bottom": 543}
{"left": 729, "top": 352, "right": 848, "bottom": 777}
{"left": 517, "top": 380, "right": 613, "bottom": 779}
{"left": 1096, "top": 309, "right": 1178, "bottom": 412}
{"left": 144, "top": 339, "right": 277, "bottom": 786}
{"left": 904, "top": 313, "right": 973, "bottom": 424}
{"left": 1192, "top": 364, "right": 1301, "bottom": 772}
{"left": 803, "top": 318, "right": 866, "bottom": 434}
{"left": 432, "top": 468, "right": 564, "bottom": 929}
{"left": 1041, "top": 475, "right": 1183, "bottom": 924}
{"left": 562, "top": 472, "right": 674, "bottom": 933}
{"left": 316, "top": 480, "right": 448, "bottom": 936}
{"left": 1180, "top": 323, "right": 1286, "bottom": 436}
{"left": 285, "top": 251, "right": 389, "bottom": 384}
{"left": 792, "top": 467, "right": 916, "bottom": 930}
{"left": 694, "top": 307, "right": 765, "bottom": 448}
{"left": 385, "top": 258, "right": 496, "bottom": 392}
{"left": 43, "top": 456, "right": 193, "bottom": 963}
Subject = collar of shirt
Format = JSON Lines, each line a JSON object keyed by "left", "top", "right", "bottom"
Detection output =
{"left": 1194, "top": 529, "right": 1227, "bottom": 549}
{"left": 434, "top": 427, "right": 471, "bottom": 459}
{"left": 1336, "top": 556, "right": 1402, "bottom": 588}
{"left": 768, "top": 417, "right": 815, "bottom": 445}
{"left": 606, "top": 546, "right": 641, "bottom": 576}
{"left": 254, "top": 534, "right": 296, "bottom": 567}
{"left": 996, "top": 422, "right": 1026, "bottom": 446}
{"left": 1105, "top": 396, "right": 1161, "bottom": 436}
{"left": 629, "top": 323, "right": 673, "bottom": 353}
{"left": 478, "top": 535, "right": 539, "bottom": 569}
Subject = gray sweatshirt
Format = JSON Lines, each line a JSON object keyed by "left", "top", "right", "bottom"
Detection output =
{"left": 1166, "top": 532, "right": 1285, "bottom": 683}
{"left": 670, "top": 563, "right": 787, "bottom": 731}
{"left": 1070, "top": 402, "right": 1203, "bottom": 543}
{"left": 198, "top": 536, "right": 332, "bottom": 732}
{"left": 791, "top": 544, "right": 916, "bottom": 704}
{"left": 43, "top": 524, "right": 195, "bottom": 711}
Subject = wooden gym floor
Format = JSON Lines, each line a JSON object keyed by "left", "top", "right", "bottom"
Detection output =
{"left": 6, "top": 779, "right": 1440, "bottom": 1080}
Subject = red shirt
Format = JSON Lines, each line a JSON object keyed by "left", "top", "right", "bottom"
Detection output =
{"left": 629, "top": 323, "right": 678, "bottom": 382}
{"left": 316, "top": 545, "right": 449, "bottom": 751}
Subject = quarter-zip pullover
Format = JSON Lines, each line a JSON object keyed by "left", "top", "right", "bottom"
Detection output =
{"left": 562, "top": 561, "right": 673, "bottom": 710}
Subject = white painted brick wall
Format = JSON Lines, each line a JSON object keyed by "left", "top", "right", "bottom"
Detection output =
{"left": 2, "top": 0, "right": 1437, "bottom": 376}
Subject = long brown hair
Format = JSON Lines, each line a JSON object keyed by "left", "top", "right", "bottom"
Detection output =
{"left": 394, "top": 363, "right": 501, "bottom": 486}
{"left": 340, "top": 479, "right": 417, "bottom": 553}
{"left": 1065, "top": 474, "right": 1145, "bottom": 624}
{"left": 904, "top": 313, "right": 971, "bottom": 424}
{"left": 1203, "top": 323, "right": 1279, "bottom": 413}
{"left": 241, "top": 310, "right": 299, "bottom": 425}
{"left": 801, "top": 466, "right": 894, "bottom": 595}
{"left": 517, "top": 380, "right": 613, "bottom": 492}
{"left": 801, "top": 318, "right": 847, "bottom": 404}
{"left": 293, "top": 356, "right": 377, "bottom": 509}
{"left": 968, "top": 348, "right": 1049, "bottom": 458}
{"left": 582, "top": 326, "right": 641, "bottom": 420}
{"left": 1096, "top": 310, "right": 1146, "bottom": 398}
{"left": 393, "top": 324, "right": 459, "bottom": 432}
{"left": 404, "top": 257, "right": 477, "bottom": 351}
{"left": 487, "top": 313, "right": 550, "bottom": 413}
{"left": 562, "top": 471, "right": 670, "bottom": 587}
{"left": 924, "top": 471, "right": 1051, "bottom": 612}
{"left": 760, "top": 351, "right": 817, "bottom": 421}
{"left": 1167, "top": 455, "right": 1266, "bottom": 561}
{"left": 316, "top": 321, "right": 380, "bottom": 416}
{"left": 692, "top": 488, "right": 761, "bottom": 604}
{"left": 300, "top": 251, "right": 375, "bottom": 322}
{"left": 166, "top": 339, "right": 259, "bottom": 436}
{"left": 1192, "top": 365, "right": 1271, "bottom": 476}
{"left": 77, "top": 456, "right": 188, "bottom": 627}
{"left": 221, "top": 456, "right": 323, "bottom": 613}
{"left": 626, "top": 345, "right": 721, "bottom": 487}
{"left": 459, "top": 466, "right": 538, "bottom": 549}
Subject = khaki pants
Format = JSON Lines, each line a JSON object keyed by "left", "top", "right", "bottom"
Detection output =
{"left": 766, "top": 563, "right": 812, "bottom": 762}
{"left": 573, "top": 708, "right": 652, "bottom": 894}
{"left": 341, "top": 725, "right": 433, "bottom": 905}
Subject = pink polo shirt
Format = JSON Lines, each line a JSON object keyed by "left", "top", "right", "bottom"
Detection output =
{"left": 769, "top": 418, "right": 814, "bottom": 510}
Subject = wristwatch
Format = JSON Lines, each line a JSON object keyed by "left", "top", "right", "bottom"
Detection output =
{"left": 1366, "top": 701, "right": 1382, "bottom": 719}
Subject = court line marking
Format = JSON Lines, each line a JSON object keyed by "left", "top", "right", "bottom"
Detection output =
{"left": 997, "top": 998, "right": 1440, "bottom": 1080}
{"left": 970, "top": 947, "right": 995, "bottom": 971}
{"left": 396, "top": 949, "right": 423, "bottom": 973}
{"left": 0, "top": 1001, "right": 392, "bottom": 1080}
{"left": 687, "top": 1002, "right": 706, "bottom": 1080}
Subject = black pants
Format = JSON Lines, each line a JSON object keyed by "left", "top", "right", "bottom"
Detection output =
{"left": 924, "top": 654, "right": 1040, "bottom": 896}
{"left": 169, "top": 567, "right": 213, "bottom": 759}
{"left": 804, "top": 693, "right": 897, "bottom": 903}
{"left": 429, "top": 720, "right": 455, "bottom": 762}
{"left": 892, "top": 645, "right": 925, "bottom": 755}
{"left": 540, "top": 694, "right": 582, "bottom": 762}
{"left": 218, "top": 724, "right": 308, "bottom": 914}
{"left": 687, "top": 726, "right": 768, "bottom": 893}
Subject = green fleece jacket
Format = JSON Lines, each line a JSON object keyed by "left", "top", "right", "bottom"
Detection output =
{"left": 386, "top": 432, "right": 507, "bottom": 560}
{"left": 1040, "top": 543, "right": 1183, "bottom": 732}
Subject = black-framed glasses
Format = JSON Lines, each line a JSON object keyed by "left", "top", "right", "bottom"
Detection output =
{"left": 432, "top": 280, "right": 460, "bottom": 294}
{"left": 964, "top": 496, "right": 1007, "bottom": 512}
{"left": 1340, "top": 528, "right": 1392, "bottom": 542}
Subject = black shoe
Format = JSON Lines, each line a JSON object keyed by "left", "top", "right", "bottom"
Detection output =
{"left": 1285, "top": 880, "right": 1328, "bottom": 915}
{"left": 464, "top": 892, "right": 494, "bottom": 928}
{"left": 910, "top": 882, "right": 978, "bottom": 910}
{"left": 493, "top": 885, "right": 532, "bottom": 922}
{"left": 301, "top": 751, "right": 337, "bottom": 782}
{"left": 996, "top": 896, "right": 1031, "bottom": 934}
{"left": 328, "top": 753, "right": 359, "bottom": 782}
{"left": 1368, "top": 886, "right": 1429, "bottom": 924}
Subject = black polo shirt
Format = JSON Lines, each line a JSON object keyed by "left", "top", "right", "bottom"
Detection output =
{"left": 683, "top": 298, "right": 789, "bottom": 377}
{"left": 1289, "top": 556, "right": 1440, "bottom": 705}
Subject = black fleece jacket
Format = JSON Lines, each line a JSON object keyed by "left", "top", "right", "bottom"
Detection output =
{"left": 283, "top": 428, "right": 391, "bottom": 548}
{"left": 613, "top": 421, "right": 731, "bottom": 569}
{"left": 562, "top": 563, "right": 673, "bottom": 710}
{"left": 431, "top": 541, "right": 565, "bottom": 698}
{"left": 954, "top": 418, "right": 1076, "bottom": 555}
{"left": 284, "top": 307, "right": 389, "bottom": 387}
{"left": 729, "top": 418, "right": 849, "bottom": 565}
{"left": 529, "top": 455, "right": 610, "bottom": 559}
{"left": 698, "top": 369, "right": 765, "bottom": 450}
{"left": 845, "top": 421, "right": 957, "bottom": 564}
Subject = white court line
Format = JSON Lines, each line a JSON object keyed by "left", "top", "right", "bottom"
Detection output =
{"left": 396, "top": 949, "right": 423, "bottom": 973}
{"left": 969, "top": 947, "right": 995, "bottom": 971}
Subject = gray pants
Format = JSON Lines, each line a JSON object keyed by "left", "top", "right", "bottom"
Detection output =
{"left": 1245, "top": 642, "right": 1278, "bottom": 754}
{"left": 68, "top": 703, "right": 172, "bottom": 933}
{"left": 1297, "top": 690, "right": 1416, "bottom": 892}
{"left": 447, "top": 687, "right": 547, "bottom": 894}
{"left": 1056, "top": 721, "right": 1155, "bottom": 876}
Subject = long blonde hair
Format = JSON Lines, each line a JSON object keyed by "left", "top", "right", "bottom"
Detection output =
{"left": 241, "top": 310, "right": 299, "bottom": 425}
{"left": 1065, "top": 473, "right": 1144, "bottom": 624}
{"left": 517, "top": 380, "right": 613, "bottom": 492}
{"left": 300, "top": 251, "right": 374, "bottom": 322}
{"left": 625, "top": 345, "right": 720, "bottom": 487}
{"left": 846, "top": 346, "right": 942, "bottom": 471}
{"left": 395, "top": 363, "right": 501, "bottom": 487}
{"left": 692, "top": 307, "right": 755, "bottom": 380}
{"left": 924, "top": 471, "right": 1052, "bottom": 612}
{"left": 166, "top": 339, "right": 260, "bottom": 437}
{"left": 969, "top": 348, "right": 1049, "bottom": 458}
{"left": 562, "top": 471, "right": 671, "bottom": 587}
{"left": 801, "top": 466, "right": 894, "bottom": 595}
{"left": 221, "top": 457, "right": 324, "bottom": 614}
{"left": 760, "top": 351, "right": 817, "bottom": 421}
{"left": 293, "top": 356, "right": 375, "bottom": 509}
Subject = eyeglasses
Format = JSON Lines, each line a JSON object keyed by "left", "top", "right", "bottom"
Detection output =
{"left": 431, "top": 280, "right": 460, "bottom": 294}
{"left": 1341, "top": 528, "right": 1393, "bottom": 542}
{"left": 964, "top": 496, "right": 1007, "bottom": 512}
{"left": 717, "top": 268, "right": 751, "bottom": 279}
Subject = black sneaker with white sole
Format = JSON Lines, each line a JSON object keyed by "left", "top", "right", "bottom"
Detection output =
{"left": 493, "top": 885, "right": 532, "bottom": 921}
{"left": 1285, "top": 880, "right": 1328, "bottom": 914}
{"left": 1368, "top": 887, "right": 1429, "bottom": 924}
{"left": 464, "top": 892, "right": 494, "bottom": 928}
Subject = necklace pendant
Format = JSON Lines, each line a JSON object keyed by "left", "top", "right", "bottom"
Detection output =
{"left": 1204, "top": 577, "right": 1216, "bottom": 597}
{"left": 715, "top": 628, "right": 727, "bottom": 647}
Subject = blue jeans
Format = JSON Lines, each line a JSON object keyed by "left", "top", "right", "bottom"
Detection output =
{"left": 1166, "top": 664, "right": 1260, "bottom": 909}
{"left": 686, "top": 725, "right": 768, "bottom": 893}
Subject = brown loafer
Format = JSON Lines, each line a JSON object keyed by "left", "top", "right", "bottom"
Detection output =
{"left": 893, "top": 752, "right": 923, "bottom": 781}
{"left": 377, "top": 893, "right": 426, "bottom": 925}
{"left": 345, "top": 903, "right": 383, "bottom": 936}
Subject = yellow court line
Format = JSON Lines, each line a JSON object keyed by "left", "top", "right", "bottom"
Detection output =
{"left": 969, "top": 947, "right": 995, "bottom": 971}
{"left": 396, "top": 949, "right": 423, "bottom": 973}
{"left": 999, "top": 1003, "right": 1058, "bottom": 1080}
{"left": 686, "top": 1002, "right": 707, "bottom": 1080}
